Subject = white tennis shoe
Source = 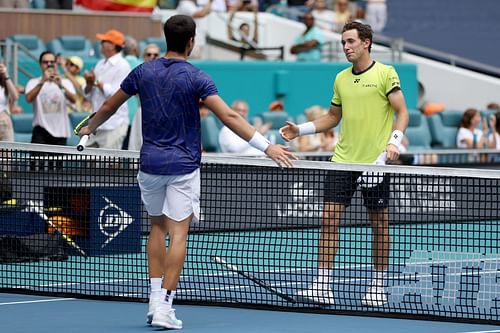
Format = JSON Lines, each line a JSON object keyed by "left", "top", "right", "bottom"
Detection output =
{"left": 297, "top": 283, "right": 335, "bottom": 305}
{"left": 362, "top": 284, "right": 388, "bottom": 307}
{"left": 146, "top": 295, "right": 161, "bottom": 325}
{"left": 152, "top": 308, "right": 183, "bottom": 330}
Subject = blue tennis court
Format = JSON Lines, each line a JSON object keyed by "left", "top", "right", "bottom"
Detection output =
{"left": 2, "top": 293, "right": 500, "bottom": 333}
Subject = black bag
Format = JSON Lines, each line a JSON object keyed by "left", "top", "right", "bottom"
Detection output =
{"left": 0, "top": 172, "right": 13, "bottom": 202}
{"left": 0, "top": 233, "right": 68, "bottom": 263}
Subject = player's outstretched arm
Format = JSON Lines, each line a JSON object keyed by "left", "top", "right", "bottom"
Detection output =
{"left": 279, "top": 105, "right": 341, "bottom": 142}
{"left": 78, "top": 89, "right": 130, "bottom": 136}
{"left": 204, "top": 95, "right": 297, "bottom": 168}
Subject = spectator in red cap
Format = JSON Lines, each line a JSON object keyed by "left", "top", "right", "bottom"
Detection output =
{"left": 84, "top": 29, "right": 131, "bottom": 149}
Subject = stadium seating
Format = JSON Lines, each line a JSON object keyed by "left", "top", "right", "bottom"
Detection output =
{"left": 201, "top": 115, "right": 220, "bottom": 152}
{"left": 7, "top": 34, "right": 46, "bottom": 60}
{"left": 256, "top": 112, "right": 292, "bottom": 129}
{"left": 404, "top": 109, "right": 432, "bottom": 149}
{"left": 47, "top": 35, "right": 96, "bottom": 58}
{"left": 11, "top": 113, "right": 33, "bottom": 143}
{"left": 427, "top": 110, "right": 462, "bottom": 148}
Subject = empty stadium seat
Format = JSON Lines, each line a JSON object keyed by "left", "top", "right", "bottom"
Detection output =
{"left": 404, "top": 110, "right": 432, "bottom": 149}
{"left": 7, "top": 34, "right": 46, "bottom": 59}
{"left": 139, "top": 37, "right": 167, "bottom": 57}
{"left": 256, "top": 112, "right": 292, "bottom": 129}
{"left": 11, "top": 113, "right": 33, "bottom": 143}
{"left": 201, "top": 115, "right": 220, "bottom": 152}
{"left": 427, "top": 110, "right": 463, "bottom": 148}
{"left": 47, "top": 35, "right": 95, "bottom": 58}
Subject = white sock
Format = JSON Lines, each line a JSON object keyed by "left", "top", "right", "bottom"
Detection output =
{"left": 158, "top": 289, "right": 176, "bottom": 311}
{"left": 150, "top": 278, "right": 162, "bottom": 300}
{"left": 317, "top": 268, "right": 333, "bottom": 286}
{"left": 373, "top": 271, "right": 385, "bottom": 286}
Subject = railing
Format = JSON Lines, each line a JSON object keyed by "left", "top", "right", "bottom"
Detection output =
{"left": 372, "top": 34, "right": 500, "bottom": 78}
{"left": 206, "top": 36, "right": 284, "bottom": 61}
{"left": 0, "top": 40, "right": 37, "bottom": 86}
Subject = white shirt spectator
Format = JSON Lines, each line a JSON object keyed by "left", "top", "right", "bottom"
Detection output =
{"left": 85, "top": 52, "right": 130, "bottom": 130}
{"left": 311, "top": 9, "right": 336, "bottom": 30}
{"left": 489, "top": 132, "right": 500, "bottom": 149}
{"left": 365, "top": 0, "right": 387, "bottom": 33}
{"left": 0, "top": 86, "right": 8, "bottom": 113}
{"left": 456, "top": 127, "right": 483, "bottom": 148}
{"left": 218, "top": 126, "right": 263, "bottom": 155}
{"left": 176, "top": 0, "right": 208, "bottom": 51}
{"left": 197, "top": 0, "right": 226, "bottom": 12}
{"left": 25, "top": 78, "right": 75, "bottom": 138}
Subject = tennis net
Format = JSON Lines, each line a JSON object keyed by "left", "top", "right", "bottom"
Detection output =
{"left": 1, "top": 142, "right": 500, "bottom": 323}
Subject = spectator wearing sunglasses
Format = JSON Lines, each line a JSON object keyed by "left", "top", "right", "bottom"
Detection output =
{"left": 143, "top": 44, "right": 161, "bottom": 62}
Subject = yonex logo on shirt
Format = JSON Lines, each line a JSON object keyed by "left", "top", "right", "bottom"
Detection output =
{"left": 353, "top": 79, "right": 360, "bottom": 83}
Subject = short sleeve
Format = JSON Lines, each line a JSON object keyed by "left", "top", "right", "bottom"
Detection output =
{"left": 120, "top": 66, "right": 140, "bottom": 96}
{"left": 195, "top": 70, "right": 218, "bottom": 100}
{"left": 385, "top": 66, "right": 401, "bottom": 95}
{"left": 62, "top": 79, "right": 76, "bottom": 94}
{"left": 331, "top": 77, "right": 341, "bottom": 106}
{"left": 313, "top": 28, "right": 325, "bottom": 45}
{"left": 25, "top": 78, "right": 39, "bottom": 95}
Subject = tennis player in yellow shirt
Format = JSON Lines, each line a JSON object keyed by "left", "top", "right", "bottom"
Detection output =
{"left": 280, "top": 21, "right": 409, "bottom": 306}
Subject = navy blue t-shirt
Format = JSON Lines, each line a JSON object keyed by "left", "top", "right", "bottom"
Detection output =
{"left": 121, "top": 58, "right": 218, "bottom": 175}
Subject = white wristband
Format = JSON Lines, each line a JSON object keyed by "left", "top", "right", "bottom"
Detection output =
{"left": 248, "top": 131, "right": 270, "bottom": 152}
{"left": 388, "top": 130, "right": 404, "bottom": 148}
{"left": 298, "top": 122, "right": 316, "bottom": 136}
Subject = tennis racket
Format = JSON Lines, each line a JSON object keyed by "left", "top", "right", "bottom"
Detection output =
{"left": 26, "top": 200, "right": 88, "bottom": 258}
{"left": 73, "top": 113, "right": 95, "bottom": 151}
{"left": 211, "top": 256, "right": 296, "bottom": 303}
{"left": 73, "top": 112, "right": 95, "bottom": 135}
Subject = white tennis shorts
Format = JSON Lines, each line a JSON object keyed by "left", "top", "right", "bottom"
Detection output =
{"left": 137, "top": 169, "right": 200, "bottom": 223}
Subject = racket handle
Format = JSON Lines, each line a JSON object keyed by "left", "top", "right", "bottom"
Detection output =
{"left": 77, "top": 135, "right": 89, "bottom": 151}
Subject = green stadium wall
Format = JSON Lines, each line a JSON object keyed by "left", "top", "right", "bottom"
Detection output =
{"left": 17, "top": 60, "right": 417, "bottom": 118}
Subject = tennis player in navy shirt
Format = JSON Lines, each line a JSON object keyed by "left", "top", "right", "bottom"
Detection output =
{"left": 79, "top": 14, "right": 295, "bottom": 330}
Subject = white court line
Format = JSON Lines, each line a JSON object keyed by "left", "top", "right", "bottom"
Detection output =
{"left": 0, "top": 298, "right": 75, "bottom": 306}
{"left": 458, "top": 330, "right": 500, "bottom": 333}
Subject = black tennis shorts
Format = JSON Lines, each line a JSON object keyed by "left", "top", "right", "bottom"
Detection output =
{"left": 324, "top": 170, "right": 390, "bottom": 210}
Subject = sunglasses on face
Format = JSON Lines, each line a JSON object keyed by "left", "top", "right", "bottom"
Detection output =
{"left": 146, "top": 53, "right": 159, "bottom": 57}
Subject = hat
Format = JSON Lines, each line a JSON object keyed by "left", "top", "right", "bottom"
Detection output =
{"left": 67, "top": 56, "right": 83, "bottom": 70}
{"left": 96, "top": 29, "right": 125, "bottom": 46}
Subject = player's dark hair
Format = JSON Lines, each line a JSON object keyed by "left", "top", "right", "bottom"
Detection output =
{"left": 342, "top": 21, "right": 373, "bottom": 53}
{"left": 164, "top": 15, "right": 196, "bottom": 53}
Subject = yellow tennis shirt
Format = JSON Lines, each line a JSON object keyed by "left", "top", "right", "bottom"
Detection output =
{"left": 331, "top": 61, "right": 401, "bottom": 163}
